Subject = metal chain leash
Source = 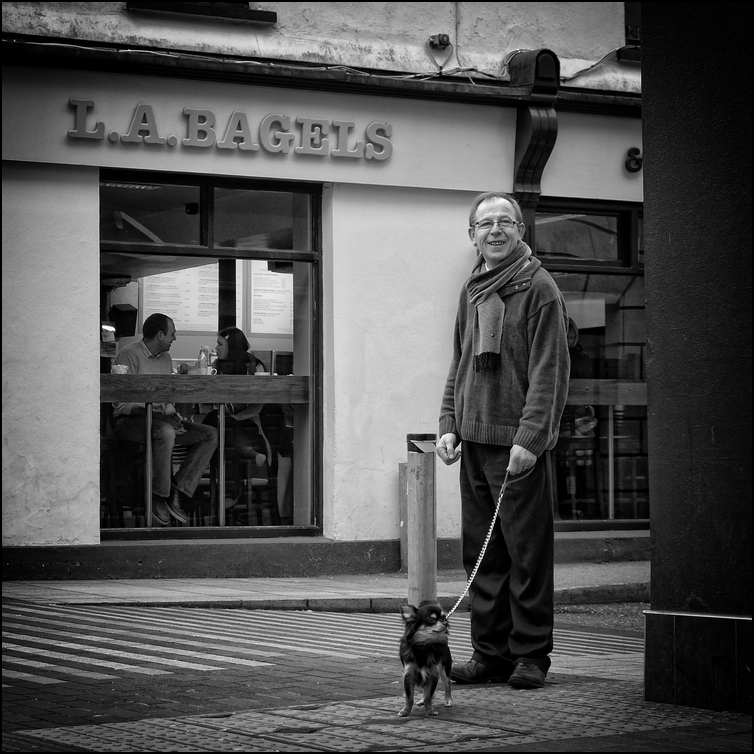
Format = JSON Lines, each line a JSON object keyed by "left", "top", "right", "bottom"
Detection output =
{"left": 446, "top": 466, "right": 534, "bottom": 618}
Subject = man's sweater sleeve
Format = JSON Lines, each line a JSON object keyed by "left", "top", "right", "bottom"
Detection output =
{"left": 439, "top": 310, "right": 463, "bottom": 438}
{"left": 513, "top": 296, "right": 570, "bottom": 455}
{"left": 113, "top": 347, "right": 142, "bottom": 417}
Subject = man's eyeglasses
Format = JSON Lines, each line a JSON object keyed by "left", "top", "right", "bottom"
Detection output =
{"left": 473, "top": 216, "right": 520, "bottom": 232}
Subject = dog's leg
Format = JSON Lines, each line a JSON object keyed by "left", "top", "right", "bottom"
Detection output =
{"left": 399, "top": 669, "right": 414, "bottom": 717}
{"left": 423, "top": 675, "right": 439, "bottom": 716}
{"left": 439, "top": 666, "right": 453, "bottom": 707}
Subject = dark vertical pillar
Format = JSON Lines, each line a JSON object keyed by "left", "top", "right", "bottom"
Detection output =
{"left": 218, "top": 258, "right": 236, "bottom": 331}
{"left": 642, "top": 3, "right": 752, "bottom": 711}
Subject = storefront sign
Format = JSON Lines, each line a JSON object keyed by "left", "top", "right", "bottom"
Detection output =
{"left": 68, "top": 99, "right": 393, "bottom": 160}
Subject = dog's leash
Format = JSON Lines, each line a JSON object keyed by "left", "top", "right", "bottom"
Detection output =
{"left": 446, "top": 466, "right": 534, "bottom": 618}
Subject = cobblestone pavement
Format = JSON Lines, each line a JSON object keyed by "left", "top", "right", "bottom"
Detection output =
{"left": 2, "top": 604, "right": 750, "bottom": 751}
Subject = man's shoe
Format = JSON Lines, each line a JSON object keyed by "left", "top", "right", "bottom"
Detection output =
{"left": 507, "top": 659, "right": 546, "bottom": 689}
{"left": 451, "top": 659, "right": 511, "bottom": 685}
{"left": 166, "top": 488, "right": 190, "bottom": 524}
{"left": 152, "top": 497, "right": 171, "bottom": 526}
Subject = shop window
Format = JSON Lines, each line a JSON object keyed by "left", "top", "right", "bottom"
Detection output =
{"left": 536, "top": 200, "right": 646, "bottom": 524}
{"left": 101, "top": 181, "right": 201, "bottom": 245}
{"left": 551, "top": 272, "right": 646, "bottom": 380}
{"left": 213, "top": 189, "right": 312, "bottom": 252}
{"left": 536, "top": 211, "right": 621, "bottom": 263}
{"left": 99, "top": 172, "right": 320, "bottom": 537}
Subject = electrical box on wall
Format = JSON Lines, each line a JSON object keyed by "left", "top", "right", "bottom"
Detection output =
{"left": 109, "top": 303, "right": 138, "bottom": 338}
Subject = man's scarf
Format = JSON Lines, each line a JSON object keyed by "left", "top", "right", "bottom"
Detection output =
{"left": 467, "top": 241, "right": 534, "bottom": 371}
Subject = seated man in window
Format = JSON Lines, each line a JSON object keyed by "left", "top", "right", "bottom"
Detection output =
{"left": 112, "top": 313, "right": 218, "bottom": 527}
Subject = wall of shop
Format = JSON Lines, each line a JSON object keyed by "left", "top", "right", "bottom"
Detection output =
{"left": 1, "top": 166, "right": 479, "bottom": 546}
{"left": 2, "top": 66, "right": 515, "bottom": 192}
{"left": 2, "top": 63, "right": 517, "bottom": 546}
{"left": 544, "top": 112, "right": 643, "bottom": 201}
{"left": 324, "top": 182, "right": 477, "bottom": 540}
{"left": 2, "top": 55, "right": 644, "bottom": 547}
{"left": 1, "top": 3, "right": 635, "bottom": 92}
{"left": 2, "top": 161, "right": 101, "bottom": 546}
{"left": 2, "top": 1, "right": 644, "bottom": 547}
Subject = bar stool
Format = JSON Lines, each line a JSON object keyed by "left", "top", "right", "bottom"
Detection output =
{"left": 239, "top": 456, "right": 280, "bottom": 526}
{"left": 100, "top": 404, "right": 146, "bottom": 527}
{"left": 555, "top": 407, "right": 603, "bottom": 519}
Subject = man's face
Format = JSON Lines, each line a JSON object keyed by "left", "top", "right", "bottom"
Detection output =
{"left": 468, "top": 197, "right": 524, "bottom": 269}
{"left": 158, "top": 321, "right": 177, "bottom": 353}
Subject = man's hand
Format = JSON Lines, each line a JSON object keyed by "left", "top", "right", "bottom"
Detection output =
{"left": 436, "top": 433, "right": 461, "bottom": 465}
{"left": 507, "top": 444, "right": 537, "bottom": 475}
{"left": 161, "top": 404, "right": 187, "bottom": 433}
{"left": 154, "top": 413, "right": 187, "bottom": 435}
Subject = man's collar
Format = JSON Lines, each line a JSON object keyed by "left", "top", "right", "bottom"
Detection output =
{"left": 139, "top": 339, "right": 158, "bottom": 358}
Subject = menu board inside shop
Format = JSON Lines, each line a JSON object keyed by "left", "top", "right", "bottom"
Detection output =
{"left": 249, "top": 260, "right": 294, "bottom": 336}
{"left": 141, "top": 262, "right": 243, "bottom": 332}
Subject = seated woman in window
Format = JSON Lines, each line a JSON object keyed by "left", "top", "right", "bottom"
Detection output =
{"left": 213, "top": 326, "right": 266, "bottom": 376}
{"left": 203, "top": 327, "right": 281, "bottom": 509}
{"left": 204, "top": 327, "right": 269, "bottom": 462}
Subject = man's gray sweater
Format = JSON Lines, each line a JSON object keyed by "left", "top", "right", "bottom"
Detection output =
{"left": 439, "top": 259, "right": 570, "bottom": 456}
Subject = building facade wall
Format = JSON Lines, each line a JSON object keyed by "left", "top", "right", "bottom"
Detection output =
{"left": 2, "top": 161, "right": 101, "bottom": 546}
{"left": 2, "top": 63, "right": 549, "bottom": 545}
{"left": 326, "top": 182, "right": 475, "bottom": 540}
{"left": 1, "top": 2, "right": 634, "bottom": 91}
{"left": 2, "top": 3, "right": 644, "bottom": 549}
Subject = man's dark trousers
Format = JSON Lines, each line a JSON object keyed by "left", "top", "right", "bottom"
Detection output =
{"left": 460, "top": 441, "right": 555, "bottom": 675}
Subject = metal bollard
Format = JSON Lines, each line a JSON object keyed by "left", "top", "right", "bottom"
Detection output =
{"left": 398, "top": 462, "right": 408, "bottom": 571}
{"left": 406, "top": 433, "right": 437, "bottom": 606}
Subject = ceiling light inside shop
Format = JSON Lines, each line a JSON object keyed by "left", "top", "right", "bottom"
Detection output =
{"left": 102, "top": 183, "right": 162, "bottom": 190}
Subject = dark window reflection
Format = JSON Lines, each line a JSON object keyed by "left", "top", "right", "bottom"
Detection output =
{"left": 214, "top": 189, "right": 312, "bottom": 251}
{"left": 101, "top": 182, "right": 201, "bottom": 245}
{"left": 536, "top": 212, "right": 619, "bottom": 262}
{"left": 550, "top": 273, "right": 645, "bottom": 379}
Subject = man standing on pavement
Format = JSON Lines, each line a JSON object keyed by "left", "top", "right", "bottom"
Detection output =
{"left": 437, "top": 192, "right": 570, "bottom": 689}
{"left": 113, "top": 313, "right": 218, "bottom": 527}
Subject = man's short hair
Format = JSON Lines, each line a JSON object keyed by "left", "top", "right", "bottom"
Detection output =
{"left": 468, "top": 192, "right": 524, "bottom": 227}
{"left": 142, "top": 313, "right": 172, "bottom": 340}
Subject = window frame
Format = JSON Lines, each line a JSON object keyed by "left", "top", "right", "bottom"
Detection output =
{"left": 534, "top": 196, "right": 647, "bottom": 529}
{"left": 100, "top": 168, "right": 323, "bottom": 539}
{"left": 101, "top": 170, "right": 322, "bottom": 263}
{"left": 532, "top": 196, "right": 643, "bottom": 274}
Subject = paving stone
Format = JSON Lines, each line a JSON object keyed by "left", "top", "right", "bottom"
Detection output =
{"left": 4, "top": 605, "right": 751, "bottom": 752}
{"left": 366, "top": 719, "right": 516, "bottom": 743}
{"left": 267, "top": 727, "right": 408, "bottom": 751}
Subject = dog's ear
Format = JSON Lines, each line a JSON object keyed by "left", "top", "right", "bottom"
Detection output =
{"left": 400, "top": 604, "right": 418, "bottom": 623}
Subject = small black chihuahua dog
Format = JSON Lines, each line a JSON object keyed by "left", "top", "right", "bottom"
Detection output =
{"left": 398, "top": 600, "right": 453, "bottom": 717}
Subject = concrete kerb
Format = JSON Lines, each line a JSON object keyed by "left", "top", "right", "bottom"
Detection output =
{"left": 554, "top": 583, "right": 650, "bottom": 604}
{"left": 1, "top": 584, "right": 647, "bottom": 612}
